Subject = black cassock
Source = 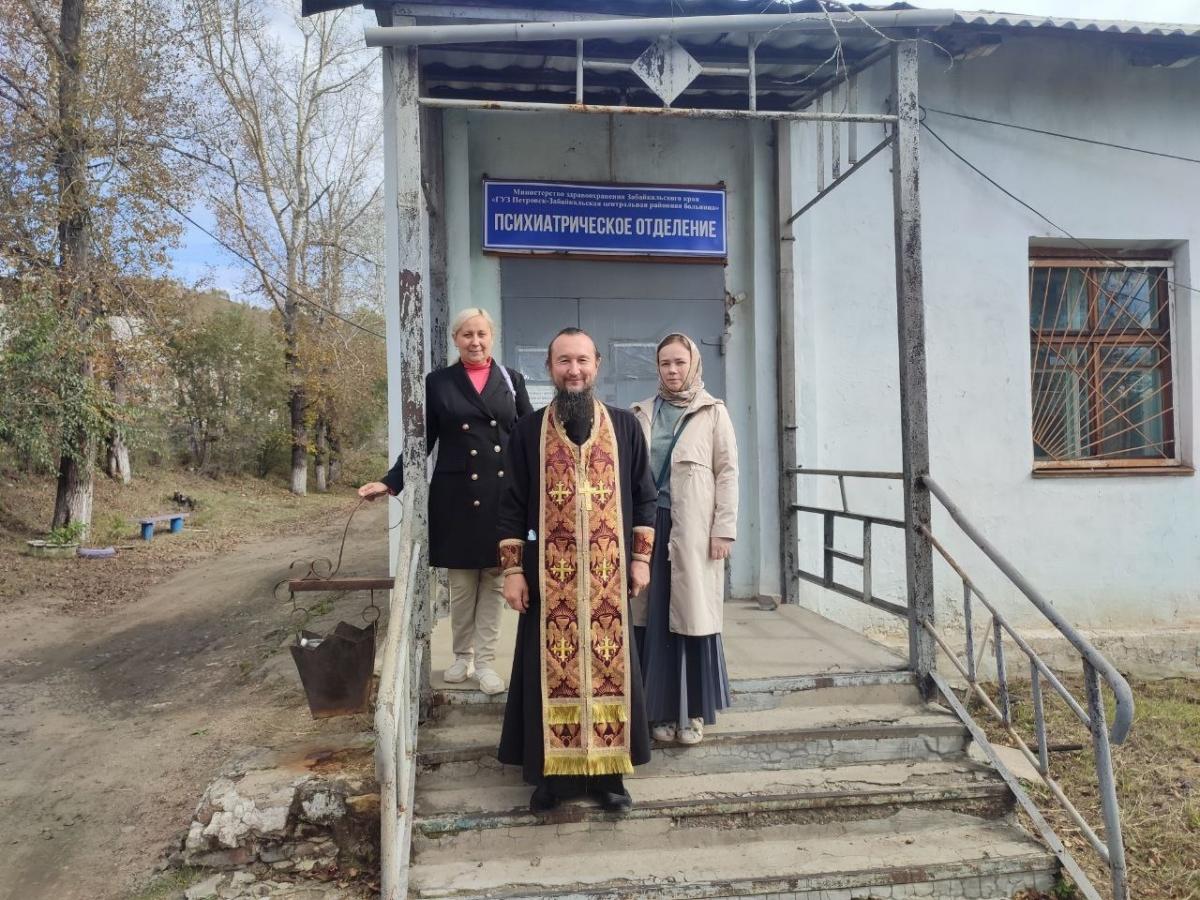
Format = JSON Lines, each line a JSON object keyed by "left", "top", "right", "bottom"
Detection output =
{"left": 496, "top": 404, "right": 657, "bottom": 785}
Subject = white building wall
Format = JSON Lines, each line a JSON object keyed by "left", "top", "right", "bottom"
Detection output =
{"left": 792, "top": 35, "right": 1200, "bottom": 636}
{"left": 440, "top": 110, "right": 780, "bottom": 600}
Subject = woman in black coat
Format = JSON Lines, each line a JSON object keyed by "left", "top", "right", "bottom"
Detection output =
{"left": 360, "top": 308, "right": 532, "bottom": 694}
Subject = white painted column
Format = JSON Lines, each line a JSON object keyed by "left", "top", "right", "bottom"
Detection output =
{"left": 442, "top": 109, "right": 473, "bottom": 355}
{"left": 750, "top": 118, "right": 782, "bottom": 599}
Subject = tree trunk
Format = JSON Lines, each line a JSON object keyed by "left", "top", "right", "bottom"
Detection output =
{"left": 106, "top": 433, "right": 131, "bottom": 484}
{"left": 313, "top": 416, "right": 328, "bottom": 492}
{"left": 52, "top": 443, "right": 94, "bottom": 535}
{"left": 106, "top": 369, "right": 131, "bottom": 484}
{"left": 289, "top": 385, "right": 308, "bottom": 495}
{"left": 51, "top": 0, "right": 94, "bottom": 534}
{"left": 327, "top": 428, "right": 342, "bottom": 486}
{"left": 284, "top": 251, "right": 307, "bottom": 494}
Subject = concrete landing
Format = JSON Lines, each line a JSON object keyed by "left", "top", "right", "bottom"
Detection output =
{"left": 429, "top": 598, "right": 906, "bottom": 695}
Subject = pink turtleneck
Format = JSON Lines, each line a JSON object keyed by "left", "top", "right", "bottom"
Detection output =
{"left": 463, "top": 358, "right": 492, "bottom": 394}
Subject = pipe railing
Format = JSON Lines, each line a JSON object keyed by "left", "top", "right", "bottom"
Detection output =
{"left": 787, "top": 467, "right": 909, "bottom": 620}
{"left": 365, "top": 9, "right": 957, "bottom": 48}
{"left": 374, "top": 492, "right": 425, "bottom": 900}
{"left": 783, "top": 467, "right": 1134, "bottom": 899}
{"left": 919, "top": 474, "right": 1132, "bottom": 900}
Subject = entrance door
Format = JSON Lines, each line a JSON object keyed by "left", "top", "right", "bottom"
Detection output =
{"left": 501, "top": 259, "right": 725, "bottom": 411}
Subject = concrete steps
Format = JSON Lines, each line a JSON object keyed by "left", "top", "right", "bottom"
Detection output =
{"left": 409, "top": 809, "right": 1057, "bottom": 899}
{"left": 415, "top": 759, "right": 1012, "bottom": 835}
{"left": 408, "top": 673, "right": 1057, "bottom": 899}
{"left": 419, "top": 682, "right": 969, "bottom": 777}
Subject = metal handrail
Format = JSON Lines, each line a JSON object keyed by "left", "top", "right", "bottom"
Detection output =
{"left": 921, "top": 475, "right": 1134, "bottom": 743}
{"left": 786, "top": 468, "right": 909, "bottom": 618}
{"left": 375, "top": 492, "right": 423, "bottom": 900}
{"left": 783, "top": 467, "right": 1134, "bottom": 898}
{"left": 920, "top": 475, "right": 1133, "bottom": 900}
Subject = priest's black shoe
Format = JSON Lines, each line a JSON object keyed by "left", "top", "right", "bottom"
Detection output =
{"left": 596, "top": 788, "right": 633, "bottom": 813}
{"left": 529, "top": 782, "right": 560, "bottom": 813}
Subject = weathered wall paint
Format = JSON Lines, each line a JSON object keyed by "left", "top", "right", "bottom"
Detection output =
{"left": 417, "top": 32, "right": 1200, "bottom": 637}
{"left": 790, "top": 35, "right": 1200, "bottom": 635}
{"left": 440, "top": 110, "right": 780, "bottom": 599}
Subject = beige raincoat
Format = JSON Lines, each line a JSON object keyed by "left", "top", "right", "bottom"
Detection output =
{"left": 631, "top": 392, "right": 738, "bottom": 636}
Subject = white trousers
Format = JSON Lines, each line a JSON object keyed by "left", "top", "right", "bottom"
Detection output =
{"left": 447, "top": 567, "right": 505, "bottom": 671}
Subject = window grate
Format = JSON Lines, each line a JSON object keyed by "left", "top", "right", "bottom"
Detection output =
{"left": 1029, "top": 258, "right": 1176, "bottom": 467}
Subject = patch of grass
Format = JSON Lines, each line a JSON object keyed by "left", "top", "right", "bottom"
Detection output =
{"left": 966, "top": 677, "right": 1200, "bottom": 899}
{"left": 128, "top": 866, "right": 202, "bottom": 900}
{"left": 0, "top": 465, "right": 357, "bottom": 615}
{"left": 46, "top": 520, "right": 85, "bottom": 545}
{"left": 90, "top": 509, "right": 132, "bottom": 545}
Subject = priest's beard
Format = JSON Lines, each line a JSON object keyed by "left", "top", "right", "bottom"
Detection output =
{"left": 554, "top": 385, "right": 594, "bottom": 441}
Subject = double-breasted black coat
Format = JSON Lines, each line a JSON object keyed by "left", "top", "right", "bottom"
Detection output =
{"left": 382, "top": 361, "right": 533, "bottom": 569}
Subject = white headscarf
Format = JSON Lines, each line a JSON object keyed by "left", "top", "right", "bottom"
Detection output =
{"left": 656, "top": 333, "right": 704, "bottom": 408}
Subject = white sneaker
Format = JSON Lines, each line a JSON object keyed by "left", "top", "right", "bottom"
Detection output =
{"left": 444, "top": 658, "right": 471, "bottom": 683}
{"left": 650, "top": 722, "right": 677, "bottom": 742}
{"left": 677, "top": 718, "right": 704, "bottom": 746}
{"left": 475, "top": 668, "right": 506, "bottom": 695}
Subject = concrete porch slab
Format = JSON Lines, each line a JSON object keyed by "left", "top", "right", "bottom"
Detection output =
{"left": 428, "top": 598, "right": 906, "bottom": 695}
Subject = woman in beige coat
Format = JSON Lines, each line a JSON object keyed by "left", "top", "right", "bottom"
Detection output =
{"left": 632, "top": 333, "right": 738, "bottom": 746}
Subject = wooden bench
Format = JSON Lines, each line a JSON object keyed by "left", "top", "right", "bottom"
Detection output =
{"left": 136, "top": 512, "right": 190, "bottom": 541}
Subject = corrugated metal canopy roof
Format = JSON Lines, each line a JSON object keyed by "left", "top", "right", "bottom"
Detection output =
{"left": 312, "top": 1, "right": 1200, "bottom": 111}
{"left": 338, "top": 0, "right": 1200, "bottom": 36}
{"left": 951, "top": 10, "right": 1200, "bottom": 39}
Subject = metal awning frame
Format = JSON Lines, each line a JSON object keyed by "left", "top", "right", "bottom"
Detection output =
{"left": 371, "top": 6, "right": 954, "bottom": 117}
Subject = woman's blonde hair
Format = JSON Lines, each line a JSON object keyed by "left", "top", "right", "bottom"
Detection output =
{"left": 450, "top": 307, "right": 496, "bottom": 338}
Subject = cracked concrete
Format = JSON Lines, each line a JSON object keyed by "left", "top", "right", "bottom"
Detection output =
{"left": 409, "top": 601, "right": 1054, "bottom": 897}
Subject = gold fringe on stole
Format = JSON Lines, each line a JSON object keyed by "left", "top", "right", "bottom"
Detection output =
{"left": 545, "top": 704, "right": 581, "bottom": 725}
{"left": 591, "top": 702, "right": 628, "bottom": 724}
{"left": 542, "top": 752, "right": 635, "bottom": 777}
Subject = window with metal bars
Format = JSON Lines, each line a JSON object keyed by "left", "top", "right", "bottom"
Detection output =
{"left": 1029, "top": 253, "right": 1179, "bottom": 472}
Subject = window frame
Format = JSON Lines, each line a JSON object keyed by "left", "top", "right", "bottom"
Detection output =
{"left": 1028, "top": 250, "right": 1186, "bottom": 476}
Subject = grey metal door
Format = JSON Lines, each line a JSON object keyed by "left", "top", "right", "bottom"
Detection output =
{"left": 501, "top": 260, "right": 725, "bottom": 411}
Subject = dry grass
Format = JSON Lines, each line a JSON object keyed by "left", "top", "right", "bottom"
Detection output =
{"left": 0, "top": 465, "right": 357, "bottom": 615}
{"left": 966, "top": 676, "right": 1200, "bottom": 899}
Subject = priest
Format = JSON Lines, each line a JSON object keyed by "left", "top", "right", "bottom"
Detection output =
{"left": 496, "top": 327, "right": 657, "bottom": 814}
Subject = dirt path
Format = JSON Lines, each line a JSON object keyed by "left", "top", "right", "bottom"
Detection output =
{"left": 0, "top": 501, "right": 389, "bottom": 900}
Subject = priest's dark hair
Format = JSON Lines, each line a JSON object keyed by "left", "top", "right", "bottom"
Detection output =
{"left": 546, "top": 327, "right": 601, "bottom": 364}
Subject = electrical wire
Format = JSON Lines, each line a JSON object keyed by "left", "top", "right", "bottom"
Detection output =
{"left": 155, "top": 190, "right": 386, "bottom": 340}
{"left": 921, "top": 120, "right": 1200, "bottom": 298}
{"left": 923, "top": 106, "right": 1200, "bottom": 167}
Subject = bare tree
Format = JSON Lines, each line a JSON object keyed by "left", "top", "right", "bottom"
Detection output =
{"left": 189, "top": 0, "right": 376, "bottom": 495}
{"left": 0, "top": 0, "right": 197, "bottom": 531}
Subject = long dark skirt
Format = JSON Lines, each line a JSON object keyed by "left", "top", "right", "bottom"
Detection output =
{"left": 498, "top": 574, "right": 652, "bottom": 786}
{"left": 634, "top": 506, "right": 732, "bottom": 728}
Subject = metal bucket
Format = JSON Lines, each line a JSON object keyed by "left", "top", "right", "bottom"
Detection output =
{"left": 290, "top": 620, "right": 377, "bottom": 718}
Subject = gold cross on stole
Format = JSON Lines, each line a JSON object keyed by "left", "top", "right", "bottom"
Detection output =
{"left": 596, "top": 635, "right": 619, "bottom": 662}
{"left": 549, "top": 481, "right": 570, "bottom": 504}
{"left": 595, "top": 557, "right": 614, "bottom": 580}
{"left": 579, "top": 480, "right": 612, "bottom": 510}
{"left": 551, "top": 637, "right": 574, "bottom": 661}
{"left": 550, "top": 559, "right": 574, "bottom": 581}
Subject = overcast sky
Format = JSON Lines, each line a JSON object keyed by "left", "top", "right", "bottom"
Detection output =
{"left": 171, "top": 0, "right": 1200, "bottom": 298}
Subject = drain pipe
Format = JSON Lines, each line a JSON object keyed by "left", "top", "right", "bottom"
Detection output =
{"left": 366, "top": 9, "right": 957, "bottom": 47}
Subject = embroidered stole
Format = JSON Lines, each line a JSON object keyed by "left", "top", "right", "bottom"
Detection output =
{"left": 538, "top": 401, "right": 632, "bottom": 776}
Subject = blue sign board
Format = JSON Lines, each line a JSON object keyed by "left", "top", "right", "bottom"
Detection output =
{"left": 483, "top": 180, "right": 726, "bottom": 259}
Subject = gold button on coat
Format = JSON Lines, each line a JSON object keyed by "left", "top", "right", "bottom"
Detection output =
{"left": 489, "top": 419, "right": 497, "bottom": 427}
{"left": 461, "top": 423, "right": 470, "bottom": 431}
{"left": 473, "top": 500, "right": 480, "bottom": 508}
{"left": 470, "top": 449, "right": 478, "bottom": 456}
{"left": 471, "top": 473, "right": 479, "bottom": 481}
{"left": 498, "top": 471, "right": 505, "bottom": 478}
{"left": 494, "top": 445, "right": 501, "bottom": 453}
